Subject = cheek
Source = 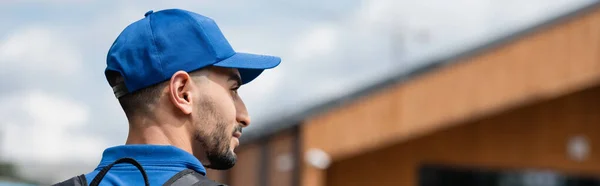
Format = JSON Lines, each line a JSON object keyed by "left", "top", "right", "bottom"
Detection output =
{"left": 213, "top": 92, "right": 238, "bottom": 122}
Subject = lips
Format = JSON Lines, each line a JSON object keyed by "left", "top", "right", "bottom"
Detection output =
{"left": 233, "top": 132, "right": 242, "bottom": 138}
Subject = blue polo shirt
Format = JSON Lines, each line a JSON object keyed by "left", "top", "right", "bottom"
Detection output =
{"left": 85, "top": 144, "right": 207, "bottom": 186}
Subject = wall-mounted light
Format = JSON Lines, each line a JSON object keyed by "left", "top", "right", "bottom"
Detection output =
{"left": 305, "top": 148, "right": 331, "bottom": 170}
{"left": 567, "top": 135, "right": 589, "bottom": 162}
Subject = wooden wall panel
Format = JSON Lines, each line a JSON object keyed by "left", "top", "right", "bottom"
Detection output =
{"left": 229, "top": 143, "right": 261, "bottom": 186}
{"left": 327, "top": 84, "right": 600, "bottom": 186}
{"left": 302, "top": 5, "right": 600, "bottom": 165}
{"left": 267, "top": 130, "right": 295, "bottom": 186}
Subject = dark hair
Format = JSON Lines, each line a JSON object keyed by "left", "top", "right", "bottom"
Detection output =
{"left": 119, "top": 82, "right": 167, "bottom": 116}
{"left": 106, "top": 70, "right": 167, "bottom": 116}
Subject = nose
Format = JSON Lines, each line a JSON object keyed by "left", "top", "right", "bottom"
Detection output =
{"left": 235, "top": 97, "right": 251, "bottom": 127}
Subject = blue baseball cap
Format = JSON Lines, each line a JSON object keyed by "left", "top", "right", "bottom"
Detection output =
{"left": 105, "top": 9, "right": 281, "bottom": 98}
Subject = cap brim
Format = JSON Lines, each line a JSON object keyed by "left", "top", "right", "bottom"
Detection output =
{"left": 213, "top": 52, "right": 281, "bottom": 84}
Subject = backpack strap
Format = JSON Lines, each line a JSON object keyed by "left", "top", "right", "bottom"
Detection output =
{"left": 52, "top": 174, "right": 88, "bottom": 186}
{"left": 163, "top": 169, "right": 227, "bottom": 186}
{"left": 90, "top": 157, "right": 150, "bottom": 186}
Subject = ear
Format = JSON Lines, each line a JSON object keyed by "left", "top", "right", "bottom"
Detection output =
{"left": 168, "top": 71, "right": 194, "bottom": 115}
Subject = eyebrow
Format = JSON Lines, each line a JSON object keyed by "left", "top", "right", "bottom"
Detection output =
{"left": 228, "top": 72, "right": 242, "bottom": 87}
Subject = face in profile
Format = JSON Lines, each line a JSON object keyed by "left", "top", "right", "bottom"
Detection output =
{"left": 189, "top": 67, "right": 249, "bottom": 170}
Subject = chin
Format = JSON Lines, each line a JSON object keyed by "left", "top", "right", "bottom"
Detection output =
{"left": 227, "top": 146, "right": 236, "bottom": 155}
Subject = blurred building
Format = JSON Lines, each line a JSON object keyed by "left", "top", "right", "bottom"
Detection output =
{"left": 0, "top": 181, "right": 36, "bottom": 186}
{"left": 207, "top": 2, "right": 600, "bottom": 186}
{"left": 0, "top": 162, "right": 38, "bottom": 185}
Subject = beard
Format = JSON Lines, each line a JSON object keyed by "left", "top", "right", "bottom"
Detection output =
{"left": 198, "top": 121, "right": 237, "bottom": 170}
{"left": 193, "top": 99, "right": 239, "bottom": 170}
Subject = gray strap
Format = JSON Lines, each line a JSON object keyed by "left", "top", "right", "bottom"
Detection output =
{"left": 163, "top": 169, "right": 226, "bottom": 186}
{"left": 52, "top": 174, "right": 87, "bottom": 186}
{"left": 170, "top": 172, "right": 202, "bottom": 186}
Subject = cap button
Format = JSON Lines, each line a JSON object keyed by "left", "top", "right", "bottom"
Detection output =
{"left": 144, "top": 10, "right": 154, "bottom": 17}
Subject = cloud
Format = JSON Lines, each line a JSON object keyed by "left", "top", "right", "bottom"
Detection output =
{"left": 0, "top": 24, "right": 99, "bottom": 166}
{"left": 0, "top": 0, "right": 95, "bottom": 5}
{"left": 0, "top": 26, "right": 83, "bottom": 76}
{"left": 353, "top": 0, "right": 596, "bottom": 64}
{"left": 291, "top": 25, "right": 339, "bottom": 61}
{"left": 0, "top": 91, "right": 107, "bottom": 163}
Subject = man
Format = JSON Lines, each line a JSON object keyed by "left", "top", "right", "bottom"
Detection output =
{"left": 54, "top": 8, "right": 280, "bottom": 186}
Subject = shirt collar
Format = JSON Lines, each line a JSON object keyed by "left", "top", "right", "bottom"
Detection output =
{"left": 97, "top": 144, "right": 206, "bottom": 175}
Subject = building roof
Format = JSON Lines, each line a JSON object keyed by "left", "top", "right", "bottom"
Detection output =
{"left": 241, "top": 1, "right": 600, "bottom": 144}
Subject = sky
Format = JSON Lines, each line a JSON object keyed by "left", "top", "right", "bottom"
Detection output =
{"left": 0, "top": 0, "right": 596, "bottom": 183}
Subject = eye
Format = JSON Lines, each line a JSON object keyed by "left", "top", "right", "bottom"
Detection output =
{"left": 231, "top": 86, "right": 240, "bottom": 95}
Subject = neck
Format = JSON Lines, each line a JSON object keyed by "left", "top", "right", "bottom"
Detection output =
{"left": 125, "top": 115, "right": 194, "bottom": 154}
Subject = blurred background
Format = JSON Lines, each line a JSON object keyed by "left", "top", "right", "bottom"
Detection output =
{"left": 1, "top": 0, "right": 600, "bottom": 185}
